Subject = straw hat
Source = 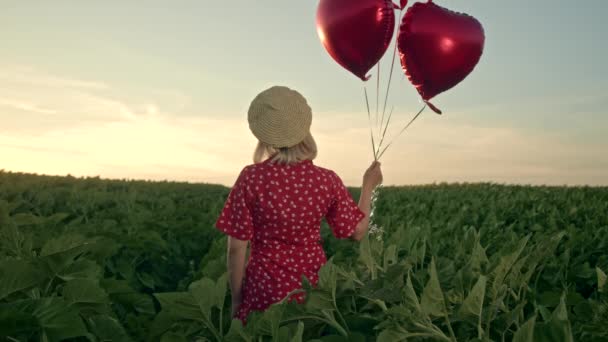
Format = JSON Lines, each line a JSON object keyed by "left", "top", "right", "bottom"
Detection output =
{"left": 247, "top": 86, "right": 312, "bottom": 148}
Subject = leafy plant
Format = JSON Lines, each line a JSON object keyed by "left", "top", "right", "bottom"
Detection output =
{"left": 1, "top": 171, "right": 607, "bottom": 341}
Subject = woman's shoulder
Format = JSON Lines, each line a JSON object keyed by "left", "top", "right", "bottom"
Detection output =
{"left": 310, "top": 164, "right": 342, "bottom": 186}
{"left": 238, "top": 161, "right": 273, "bottom": 180}
{"left": 312, "top": 164, "right": 336, "bottom": 177}
{"left": 239, "top": 163, "right": 260, "bottom": 176}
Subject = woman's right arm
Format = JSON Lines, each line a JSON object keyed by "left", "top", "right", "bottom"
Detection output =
{"left": 227, "top": 236, "right": 248, "bottom": 316}
{"left": 351, "top": 161, "right": 383, "bottom": 241}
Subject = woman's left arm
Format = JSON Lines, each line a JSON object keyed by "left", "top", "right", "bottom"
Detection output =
{"left": 227, "top": 236, "right": 248, "bottom": 316}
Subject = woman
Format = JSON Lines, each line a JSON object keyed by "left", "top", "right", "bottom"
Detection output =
{"left": 215, "top": 85, "right": 383, "bottom": 323}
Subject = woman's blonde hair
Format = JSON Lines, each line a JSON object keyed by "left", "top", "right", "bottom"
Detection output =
{"left": 253, "top": 133, "right": 317, "bottom": 164}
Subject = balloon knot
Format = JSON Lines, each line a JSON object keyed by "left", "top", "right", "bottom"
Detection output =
{"left": 425, "top": 101, "right": 442, "bottom": 114}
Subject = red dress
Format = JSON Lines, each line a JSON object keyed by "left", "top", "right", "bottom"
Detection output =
{"left": 215, "top": 158, "right": 365, "bottom": 322}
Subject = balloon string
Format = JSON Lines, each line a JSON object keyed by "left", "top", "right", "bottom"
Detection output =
{"left": 377, "top": 103, "right": 426, "bottom": 160}
{"left": 379, "top": 8, "right": 404, "bottom": 140}
{"left": 376, "top": 62, "right": 380, "bottom": 130}
{"left": 376, "top": 105, "right": 394, "bottom": 156}
{"left": 379, "top": 46, "right": 396, "bottom": 139}
{"left": 369, "top": 9, "right": 405, "bottom": 242}
{"left": 364, "top": 86, "right": 378, "bottom": 161}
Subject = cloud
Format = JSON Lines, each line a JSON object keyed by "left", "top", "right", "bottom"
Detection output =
{"left": 2, "top": 106, "right": 606, "bottom": 186}
{"left": 375, "top": 115, "right": 608, "bottom": 186}
{"left": 0, "top": 64, "right": 192, "bottom": 135}
{"left": 0, "top": 65, "right": 124, "bottom": 124}
{"left": 0, "top": 114, "right": 255, "bottom": 183}
{"left": 0, "top": 97, "right": 57, "bottom": 115}
{"left": 1, "top": 65, "right": 606, "bottom": 186}
{"left": 0, "top": 140, "right": 86, "bottom": 156}
{"left": 0, "top": 65, "right": 108, "bottom": 90}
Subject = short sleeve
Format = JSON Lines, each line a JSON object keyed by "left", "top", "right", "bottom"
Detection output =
{"left": 215, "top": 167, "right": 255, "bottom": 241}
{"left": 325, "top": 171, "right": 365, "bottom": 239}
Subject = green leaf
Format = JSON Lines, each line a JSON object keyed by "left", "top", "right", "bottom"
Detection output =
{"left": 136, "top": 272, "right": 156, "bottom": 289}
{"left": 0, "top": 307, "right": 39, "bottom": 337}
{"left": 58, "top": 259, "right": 102, "bottom": 281}
{"left": 12, "top": 213, "right": 43, "bottom": 226}
{"left": 515, "top": 232, "right": 565, "bottom": 291}
{"left": 573, "top": 262, "right": 595, "bottom": 280}
{"left": 490, "top": 235, "right": 530, "bottom": 300}
{"left": 458, "top": 275, "right": 487, "bottom": 318}
{"left": 147, "top": 311, "right": 179, "bottom": 341}
{"left": 377, "top": 328, "right": 407, "bottom": 342}
{"left": 534, "top": 293, "right": 574, "bottom": 342}
{"left": 114, "top": 292, "right": 156, "bottom": 315}
{"left": 189, "top": 277, "right": 218, "bottom": 320}
{"left": 513, "top": 315, "right": 536, "bottom": 342}
{"left": 0, "top": 259, "right": 48, "bottom": 300}
{"left": 336, "top": 269, "right": 358, "bottom": 292}
{"left": 498, "top": 300, "right": 528, "bottom": 334}
{"left": 301, "top": 274, "right": 313, "bottom": 291}
{"left": 290, "top": 321, "right": 304, "bottom": 342}
{"left": 403, "top": 272, "right": 422, "bottom": 315}
{"left": 385, "top": 263, "right": 406, "bottom": 287}
{"left": 359, "top": 234, "right": 376, "bottom": 278}
{"left": 318, "top": 260, "right": 338, "bottom": 294}
{"left": 278, "top": 326, "right": 291, "bottom": 342}
{"left": 421, "top": 258, "right": 446, "bottom": 318}
{"left": 63, "top": 278, "right": 109, "bottom": 306}
{"left": 383, "top": 244, "right": 398, "bottom": 270}
{"left": 224, "top": 318, "right": 251, "bottom": 342}
{"left": 154, "top": 292, "right": 201, "bottom": 321}
{"left": 157, "top": 286, "right": 222, "bottom": 339}
{"left": 597, "top": 266, "right": 607, "bottom": 292}
{"left": 215, "top": 273, "right": 228, "bottom": 309}
{"left": 0, "top": 297, "right": 89, "bottom": 342}
{"left": 552, "top": 293, "right": 571, "bottom": 322}
{"left": 160, "top": 332, "right": 188, "bottom": 342}
{"left": 345, "top": 332, "right": 366, "bottom": 342}
{"left": 305, "top": 290, "right": 334, "bottom": 311}
{"left": 318, "top": 335, "right": 353, "bottom": 342}
{"left": 538, "top": 291, "right": 561, "bottom": 308}
{"left": 87, "top": 315, "right": 133, "bottom": 342}
{"left": 470, "top": 241, "right": 489, "bottom": 274}
{"left": 458, "top": 275, "right": 487, "bottom": 336}
{"left": 40, "top": 233, "right": 90, "bottom": 257}
{"left": 537, "top": 305, "right": 552, "bottom": 323}
{"left": 100, "top": 278, "right": 134, "bottom": 294}
{"left": 0, "top": 200, "right": 11, "bottom": 228}
{"left": 40, "top": 234, "right": 98, "bottom": 275}
{"left": 411, "top": 238, "right": 427, "bottom": 268}
{"left": 265, "top": 304, "right": 286, "bottom": 342}
{"left": 364, "top": 298, "right": 388, "bottom": 312}
{"left": 45, "top": 212, "right": 70, "bottom": 225}
{"left": 113, "top": 257, "right": 136, "bottom": 282}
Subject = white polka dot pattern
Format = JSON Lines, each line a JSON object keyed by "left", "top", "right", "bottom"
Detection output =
{"left": 214, "top": 158, "right": 365, "bottom": 323}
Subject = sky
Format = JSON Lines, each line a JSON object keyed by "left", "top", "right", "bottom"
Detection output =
{"left": 1, "top": 0, "right": 607, "bottom": 186}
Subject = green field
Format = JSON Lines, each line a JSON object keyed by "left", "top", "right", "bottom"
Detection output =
{"left": 1, "top": 170, "right": 607, "bottom": 341}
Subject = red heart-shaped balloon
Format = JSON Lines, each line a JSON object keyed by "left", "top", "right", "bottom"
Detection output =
{"left": 317, "top": 0, "right": 396, "bottom": 81}
{"left": 398, "top": 1, "right": 485, "bottom": 106}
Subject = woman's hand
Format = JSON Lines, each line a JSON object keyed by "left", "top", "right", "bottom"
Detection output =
{"left": 363, "top": 161, "right": 383, "bottom": 190}
{"left": 350, "top": 161, "right": 383, "bottom": 241}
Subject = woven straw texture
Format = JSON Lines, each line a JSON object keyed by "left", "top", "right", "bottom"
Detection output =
{"left": 247, "top": 86, "right": 312, "bottom": 148}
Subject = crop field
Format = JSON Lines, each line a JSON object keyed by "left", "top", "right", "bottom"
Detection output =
{"left": 1, "top": 170, "right": 607, "bottom": 341}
